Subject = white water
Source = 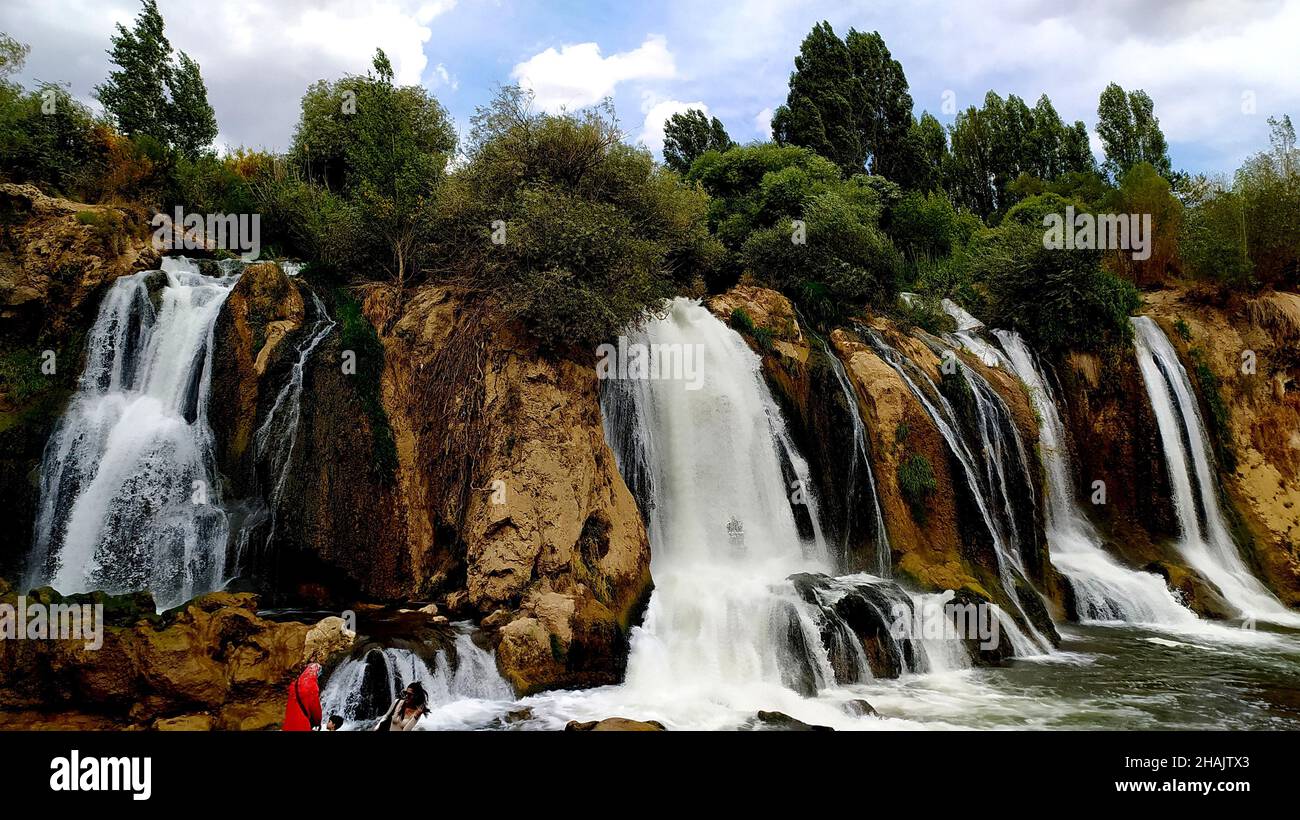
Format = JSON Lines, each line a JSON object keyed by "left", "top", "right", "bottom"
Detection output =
{"left": 1131, "top": 317, "right": 1300, "bottom": 626}
{"left": 617, "top": 300, "right": 832, "bottom": 691}
{"left": 824, "top": 337, "right": 891, "bottom": 574}
{"left": 29, "top": 258, "right": 235, "bottom": 608}
{"left": 320, "top": 624, "right": 515, "bottom": 731}
{"left": 234, "top": 290, "right": 336, "bottom": 568}
{"left": 994, "top": 329, "right": 1196, "bottom": 624}
{"left": 863, "top": 328, "right": 1054, "bottom": 654}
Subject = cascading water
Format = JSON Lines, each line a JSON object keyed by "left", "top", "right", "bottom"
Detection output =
{"left": 29, "top": 258, "right": 235, "bottom": 608}
{"left": 994, "top": 328, "right": 1195, "bottom": 624}
{"left": 1131, "top": 316, "right": 1300, "bottom": 626}
{"left": 525, "top": 299, "right": 974, "bottom": 729}
{"left": 613, "top": 299, "right": 835, "bottom": 695}
{"left": 233, "top": 290, "right": 336, "bottom": 572}
{"left": 863, "top": 326, "right": 1054, "bottom": 654}
{"left": 825, "top": 343, "right": 891, "bottom": 574}
{"left": 320, "top": 624, "right": 514, "bottom": 730}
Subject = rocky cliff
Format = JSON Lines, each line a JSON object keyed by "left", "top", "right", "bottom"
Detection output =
{"left": 0, "top": 184, "right": 158, "bottom": 579}
{"left": 211, "top": 278, "right": 653, "bottom": 694}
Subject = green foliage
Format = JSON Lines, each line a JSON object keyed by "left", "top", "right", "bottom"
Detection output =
{"left": 771, "top": 23, "right": 914, "bottom": 179}
{"left": 968, "top": 220, "right": 1141, "bottom": 352}
{"left": 434, "top": 87, "right": 722, "bottom": 348}
{"left": 0, "top": 81, "right": 102, "bottom": 195}
{"left": 0, "top": 33, "right": 29, "bottom": 80}
{"left": 729, "top": 307, "right": 774, "bottom": 351}
{"left": 94, "top": 0, "right": 216, "bottom": 158}
{"left": 1173, "top": 317, "right": 1192, "bottom": 341}
{"left": 286, "top": 49, "right": 457, "bottom": 285}
{"left": 0, "top": 345, "right": 48, "bottom": 404}
{"left": 1180, "top": 116, "right": 1299, "bottom": 290}
{"left": 1097, "top": 162, "right": 1182, "bottom": 286}
{"left": 662, "top": 108, "right": 733, "bottom": 175}
{"left": 691, "top": 143, "right": 899, "bottom": 313}
{"left": 1096, "top": 82, "right": 1173, "bottom": 181}
{"left": 333, "top": 286, "right": 398, "bottom": 480}
{"left": 897, "top": 453, "right": 937, "bottom": 521}
{"left": 1188, "top": 348, "right": 1236, "bottom": 473}
{"left": 945, "top": 91, "right": 1095, "bottom": 220}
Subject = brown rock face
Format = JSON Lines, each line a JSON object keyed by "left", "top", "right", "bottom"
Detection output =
{"left": 275, "top": 284, "right": 652, "bottom": 693}
{"left": 1054, "top": 347, "right": 1178, "bottom": 568}
{"left": 564, "top": 717, "right": 666, "bottom": 731}
{"left": 0, "top": 183, "right": 157, "bottom": 339}
{"left": 209, "top": 262, "right": 306, "bottom": 497}
{"left": 832, "top": 327, "right": 972, "bottom": 586}
{"left": 0, "top": 591, "right": 334, "bottom": 730}
{"left": 1143, "top": 289, "right": 1300, "bottom": 605}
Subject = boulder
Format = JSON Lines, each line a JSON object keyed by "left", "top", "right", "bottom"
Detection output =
{"left": 743, "top": 711, "right": 833, "bottom": 731}
{"left": 565, "top": 717, "right": 666, "bottom": 731}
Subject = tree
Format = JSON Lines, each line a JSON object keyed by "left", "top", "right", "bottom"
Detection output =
{"left": 434, "top": 86, "right": 723, "bottom": 347}
{"left": 662, "top": 108, "right": 733, "bottom": 175}
{"left": 894, "top": 111, "right": 948, "bottom": 192}
{"left": 1060, "top": 120, "right": 1095, "bottom": 174}
{"left": 286, "top": 49, "right": 457, "bottom": 286}
{"left": 1102, "top": 162, "right": 1183, "bottom": 286}
{"left": 771, "top": 22, "right": 858, "bottom": 173}
{"left": 0, "top": 32, "right": 29, "bottom": 81}
{"left": 94, "top": 0, "right": 217, "bottom": 157}
{"left": 845, "top": 29, "right": 914, "bottom": 179}
{"left": 1096, "top": 82, "right": 1172, "bottom": 180}
{"left": 166, "top": 52, "right": 217, "bottom": 157}
{"left": 95, "top": 0, "right": 172, "bottom": 143}
{"left": 772, "top": 22, "right": 914, "bottom": 178}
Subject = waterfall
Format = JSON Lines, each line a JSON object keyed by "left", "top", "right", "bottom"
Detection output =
{"left": 29, "top": 258, "right": 235, "bottom": 609}
{"left": 1131, "top": 317, "right": 1300, "bottom": 626}
{"left": 825, "top": 347, "right": 891, "bottom": 575}
{"left": 993, "top": 328, "right": 1196, "bottom": 624}
{"left": 604, "top": 299, "right": 840, "bottom": 698}
{"left": 233, "top": 290, "right": 336, "bottom": 572}
{"left": 319, "top": 624, "right": 514, "bottom": 730}
{"left": 863, "top": 327, "right": 1054, "bottom": 654}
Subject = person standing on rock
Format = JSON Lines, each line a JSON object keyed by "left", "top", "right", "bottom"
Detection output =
{"left": 282, "top": 662, "right": 323, "bottom": 731}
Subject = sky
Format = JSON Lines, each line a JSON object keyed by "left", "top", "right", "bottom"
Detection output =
{"left": 2, "top": 0, "right": 1298, "bottom": 175}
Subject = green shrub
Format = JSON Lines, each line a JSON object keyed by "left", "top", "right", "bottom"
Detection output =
{"left": 894, "top": 292, "right": 955, "bottom": 336}
{"left": 897, "top": 453, "right": 937, "bottom": 521}
{"left": 1189, "top": 348, "right": 1236, "bottom": 472}
{"left": 333, "top": 287, "right": 397, "bottom": 480}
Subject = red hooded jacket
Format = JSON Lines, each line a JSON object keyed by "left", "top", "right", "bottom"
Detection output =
{"left": 282, "top": 663, "right": 322, "bottom": 731}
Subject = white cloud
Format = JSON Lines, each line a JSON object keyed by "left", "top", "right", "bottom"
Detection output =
{"left": 0, "top": 0, "right": 458, "bottom": 151}
{"left": 638, "top": 96, "right": 708, "bottom": 154}
{"left": 434, "top": 62, "right": 458, "bottom": 91}
{"left": 753, "top": 107, "right": 774, "bottom": 138}
{"left": 511, "top": 34, "right": 676, "bottom": 112}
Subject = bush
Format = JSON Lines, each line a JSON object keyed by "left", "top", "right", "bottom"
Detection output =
{"left": 969, "top": 223, "right": 1141, "bottom": 352}
{"left": 0, "top": 82, "right": 102, "bottom": 196}
{"left": 433, "top": 88, "right": 722, "bottom": 349}
{"left": 897, "top": 453, "right": 937, "bottom": 521}
{"left": 894, "top": 292, "right": 955, "bottom": 336}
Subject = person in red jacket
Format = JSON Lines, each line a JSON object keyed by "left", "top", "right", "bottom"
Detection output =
{"left": 282, "top": 662, "right": 323, "bottom": 731}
